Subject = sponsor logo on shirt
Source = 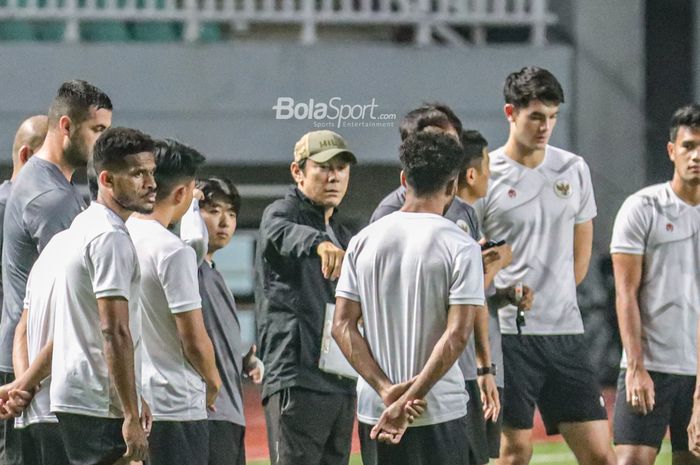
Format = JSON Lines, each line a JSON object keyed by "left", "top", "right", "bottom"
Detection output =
{"left": 554, "top": 180, "right": 572, "bottom": 199}
{"left": 507, "top": 188, "right": 517, "bottom": 199}
{"left": 456, "top": 219, "right": 470, "bottom": 235}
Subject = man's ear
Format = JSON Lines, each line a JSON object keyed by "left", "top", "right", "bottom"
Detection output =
{"left": 173, "top": 184, "right": 187, "bottom": 204}
{"left": 18, "top": 146, "right": 31, "bottom": 165}
{"left": 399, "top": 170, "right": 407, "bottom": 188}
{"left": 290, "top": 161, "right": 304, "bottom": 184}
{"left": 58, "top": 115, "right": 72, "bottom": 137}
{"left": 98, "top": 170, "right": 112, "bottom": 191}
{"left": 504, "top": 104, "right": 516, "bottom": 123}
{"left": 667, "top": 141, "right": 675, "bottom": 163}
{"left": 466, "top": 167, "right": 477, "bottom": 186}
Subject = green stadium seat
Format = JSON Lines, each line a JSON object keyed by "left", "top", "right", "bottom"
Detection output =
{"left": 81, "top": 21, "right": 130, "bottom": 41}
{"left": 198, "top": 23, "right": 222, "bottom": 42}
{"left": 130, "top": 21, "right": 180, "bottom": 41}
{"left": 0, "top": 21, "right": 36, "bottom": 40}
{"left": 33, "top": 22, "right": 65, "bottom": 40}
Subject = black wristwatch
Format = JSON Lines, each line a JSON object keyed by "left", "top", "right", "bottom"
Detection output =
{"left": 477, "top": 364, "right": 497, "bottom": 376}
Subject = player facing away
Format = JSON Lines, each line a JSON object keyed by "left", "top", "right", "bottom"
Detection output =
{"left": 370, "top": 106, "right": 509, "bottom": 465}
{"left": 612, "top": 104, "right": 700, "bottom": 465}
{"left": 474, "top": 67, "right": 615, "bottom": 465}
{"left": 334, "top": 131, "right": 484, "bottom": 465}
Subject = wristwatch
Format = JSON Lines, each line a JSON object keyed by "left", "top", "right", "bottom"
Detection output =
{"left": 477, "top": 364, "right": 497, "bottom": 376}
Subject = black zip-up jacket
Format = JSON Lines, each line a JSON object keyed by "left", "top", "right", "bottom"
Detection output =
{"left": 255, "top": 186, "right": 356, "bottom": 400}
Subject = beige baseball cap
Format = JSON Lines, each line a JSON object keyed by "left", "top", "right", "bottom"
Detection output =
{"left": 293, "top": 130, "right": 357, "bottom": 164}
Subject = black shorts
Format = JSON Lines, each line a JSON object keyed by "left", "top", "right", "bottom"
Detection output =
{"left": 359, "top": 416, "right": 470, "bottom": 465}
{"left": 20, "top": 422, "right": 69, "bottom": 465}
{"left": 613, "top": 370, "right": 695, "bottom": 452}
{"left": 208, "top": 420, "right": 245, "bottom": 465}
{"left": 465, "top": 380, "right": 489, "bottom": 465}
{"left": 502, "top": 334, "right": 608, "bottom": 435}
{"left": 0, "top": 371, "right": 21, "bottom": 465}
{"left": 263, "top": 387, "right": 355, "bottom": 465}
{"left": 56, "top": 413, "right": 126, "bottom": 465}
{"left": 149, "top": 420, "right": 209, "bottom": 465}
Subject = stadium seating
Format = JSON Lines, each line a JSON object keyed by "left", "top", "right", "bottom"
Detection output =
{"left": 0, "top": 0, "right": 557, "bottom": 43}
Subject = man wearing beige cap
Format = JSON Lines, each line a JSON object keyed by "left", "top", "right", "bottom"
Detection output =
{"left": 256, "top": 129, "right": 357, "bottom": 465}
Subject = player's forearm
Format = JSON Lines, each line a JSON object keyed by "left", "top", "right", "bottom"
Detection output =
{"left": 182, "top": 337, "right": 221, "bottom": 389}
{"left": 13, "top": 341, "right": 53, "bottom": 392}
{"left": 102, "top": 326, "right": 140, "bottom": 419}
{"left": 332, "top": 317, "right": 392, "bottom": 397}
{"left": 401, "top": 306, "right": 476, "bottom": 401}
{"left": 12, "top": 310, "right": 29, "bottom": 377}
{"left": 615, "top": 292, "right": 645, "bottom": 369}
{"left": 473, "top": 306, "right": 492, "bottom": 368}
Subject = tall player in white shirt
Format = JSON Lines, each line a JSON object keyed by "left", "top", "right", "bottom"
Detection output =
{"left": 475, "top": 67, "right": 615, "bottom": 465}
{"left": 613, "top": 104, "right": 700, "bottom": 465}
{"left": 127, "top": 139, "right": 220, "bottom": 465}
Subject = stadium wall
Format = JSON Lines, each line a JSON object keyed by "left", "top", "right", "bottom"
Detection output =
{"left": 0, "top": 39, "right": 645, "bottom": 256}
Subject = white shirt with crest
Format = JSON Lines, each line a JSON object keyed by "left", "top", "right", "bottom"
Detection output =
{"left": 610, "top": 182, "right": 700, "bottom": 375}
{"left": 474, "top": 145, "right": 597, "bottom": 335}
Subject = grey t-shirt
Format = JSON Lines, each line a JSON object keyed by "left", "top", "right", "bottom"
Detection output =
{"left": 0, "top": 180, "right": 13, "bottom": 313}
{"left": 370, "top": 186, "right": 483, "bottom": 381}
{"left": 610, "top": 183, "right": 700, "bottom": 375}
{"left": 199, "top": 261, "right": 245, "bottom": 426}
{"left": 0, "top": 157, "right": 85, "bottom": 372}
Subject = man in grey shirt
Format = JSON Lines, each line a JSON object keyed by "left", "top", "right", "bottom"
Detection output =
{"left": 0, "top": 116, "right": 48, "bottom": 316}
{"left": 0, "top": 81, "right": 111, "bottom": 465}
{"left": 0, "top": 115, "right": 48, "bottom": 465}
{"left": 196, "top": 177, "right": 263, "bottom": 465}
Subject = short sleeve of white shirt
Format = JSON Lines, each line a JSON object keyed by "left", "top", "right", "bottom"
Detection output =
{"left": 159, "top": 246, "right": 202, "bottom": 314}
{"left": 448, "top": 243, "right": 485, "bottom": 306}
{"left": 336, "top": 237, "right": 360, "bottom": 302}
{"left": 88, "top": 231, "right": 137, "bottom": 300}
{"left": 610, "top": 195, "right": 648, "bottom": 255}
{"left": 575, "top": 161, "right": 597, "bottom": 224}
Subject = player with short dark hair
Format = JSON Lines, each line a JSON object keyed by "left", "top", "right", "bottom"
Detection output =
{"left": 127, "top": 139, "right": 217, "bottom": 465}
{"left": 0, "top": 80, "right": 112, "bottom": 465}
{"left": 334, "top": 130, "right": 483, "bottom": 465}
{"left": 613, "top": 104, "right": 700, "bottom": 465}
{"left": 196, "top": 176, "right": 263, "bottom": 465}
{"left": 475, "top": 67, "right": 615, "bottom": 465}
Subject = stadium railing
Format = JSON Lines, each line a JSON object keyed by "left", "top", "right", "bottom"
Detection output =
{"left": 0, "top": 0, "right": 556, "bottom": 44}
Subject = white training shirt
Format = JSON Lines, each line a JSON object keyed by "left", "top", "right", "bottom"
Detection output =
{"left": 126, "top": 217, "right": 206, "bottom": 421}
{"left": 50, "top": 203, "right": 141, "bottom": 418}
{"left": 610, "top": 182, "right": 700, "bottom": 375}
{"left": 336, "top": 211, "right": 485, "bottom": 427}
{"left": 15, "top": 231, "right": 71, "bottom": 428}
{"left": 474, "top": 145, "right": 597, "bottom": 335}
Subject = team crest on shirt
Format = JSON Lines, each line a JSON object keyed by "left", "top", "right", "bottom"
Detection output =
{"left": 507, "top": 188, "right": 517, "bottom": 198}
{"left": 666, "top": 223, "right": 674, "bottom": 232}
{"left": 456, "top": 219, "right": 470, "bottom": 235}
{"left": 554, "top": 180, "right": 572, "bottom": 199}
